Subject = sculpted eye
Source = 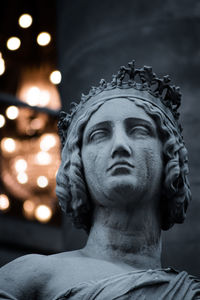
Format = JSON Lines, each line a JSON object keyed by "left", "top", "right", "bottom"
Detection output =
{"left": 129, "top": 126, "right": 151, "bottom": 136}
{"left": 89, "top": 129, "right": 108, "bottom": 141}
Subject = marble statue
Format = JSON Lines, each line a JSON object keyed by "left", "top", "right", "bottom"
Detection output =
{"left": 0, "top": 61, "right": 200, "bottom": 299}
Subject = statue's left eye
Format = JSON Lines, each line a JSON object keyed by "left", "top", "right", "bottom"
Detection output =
{"left": 129, "top": 126, "right": 150, "bottom": 136}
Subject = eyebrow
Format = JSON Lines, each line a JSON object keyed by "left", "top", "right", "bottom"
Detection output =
{"left": 125, "top": 118, "right": 156, "bottom": 130}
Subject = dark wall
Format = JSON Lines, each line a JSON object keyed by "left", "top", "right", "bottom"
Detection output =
{"left": 57, "top": 0, "right": 200, "bottom": 276}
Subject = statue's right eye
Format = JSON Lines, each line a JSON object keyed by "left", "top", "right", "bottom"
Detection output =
{"left": 89, "top": 129, "right": 108, "bottom": 142}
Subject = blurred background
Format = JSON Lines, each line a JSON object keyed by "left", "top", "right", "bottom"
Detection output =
{"left": 0, "top": 0, "right": 200, "bottom": 276}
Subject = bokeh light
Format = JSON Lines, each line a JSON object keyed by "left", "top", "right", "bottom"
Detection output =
{"left": 26, "top": 86, "right": 40, "bottom": 106}
{"left": 36, "top": 151, "right": 52, "bottom": 165}
{"left": 23, "top": 199, "right": 35, "bottom": 219}
{"left": 37, "top": 176, "right": 48, "bottom": 188}
{"left": 40, "top": 134, "right": 56, "bottom": 151}
{"left": 0, "top": 114, "right": 5, "bottom": 128}
{"left": 0, "top": 52, "right": 5, "bottom": 75}
{"left": 49, "top": 70, "right": 62, "bottom": 84}
{"left": 35, "top": 204, "right": 52, "bottom": 223}
{"left": 15, "top": 159, "right": 27, "bottom": 173}
{"left": 30, "top": 118, "right": 44, "bottom": 130}
{"left": 7, "top": 37, "right": 21, "bottom": 51}
{"left": 18, "top": 14, "right": 33, "bottom": 28}
{"left": 25, "top": 86, "right": 50, "bottom": 107}
{"left": 0, "top": 194, "right": 10, "bottom": 211}
{"left": 17, "top": 172, "right": 28, "bottom": 184}
{"left": 37, "top": 32, "right": 51, "bottom": 46}
{"left": 6, "top": 106, "right": 19, "bottom": 120}
{"left": 1, "top": 138, "right": 16, "bottom": 153}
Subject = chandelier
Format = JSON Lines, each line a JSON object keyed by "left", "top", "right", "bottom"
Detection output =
{"left": 0, "top": 75, "right": 61, "bottom": 224}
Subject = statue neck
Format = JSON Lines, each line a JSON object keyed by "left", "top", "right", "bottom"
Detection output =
{"left": 84, "top": 204, "right": 162, "bottom": 270}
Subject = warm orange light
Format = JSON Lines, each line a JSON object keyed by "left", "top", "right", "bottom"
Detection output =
{"left": 25, "top": 86, "right": 50, "bottom": 107}
{"left": 0, "top": 114, "right": 5, "bottom": 128}
{"left": 37, "top": 176, "right": 48, "bottom": 188}
{"left": 40, "top": 134, "right": 56, "bottom": 151}
{"left": 36, "top": 152, "right": 52, "bottom": 165}
{"left": 0, "top": 194, "right": 10, "bottom": 211}
{"left": 17, "top": 172, "right": 28, "bottom": 184}
{"left": 35, "top": 204, "right": 52, "bottom": 223}
{"left": 26, "top": 86, "right": 40, "bottom": 106}
{"left": 23, "top": 199, "right": 35, "bottom": 213}
{"left": 30, "top": 118, "right": 44, "bottom": 130}
{"left": 15, "top": 159, "right": 27, "bottom": 173}
{"left": 23, "top": 199, "right": 36, "bottom": 220}
{"left": 37, "top": 32, "right": 51, "bottom": 46}
{"left": 1, "top": 138, "right": 16, "bottom": 153}
{"left": 6, "top": 106, "right": 19, "bottom": 120}
{"left": 40, "top": 90, "right": 50, "bottom": 106}
{"left": 17, "top": 75, "right": 62, "bottom": 110}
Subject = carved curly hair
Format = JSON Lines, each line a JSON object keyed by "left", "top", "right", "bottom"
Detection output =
{"left": 56, "top": 97, "right": 191, "bottom": 232}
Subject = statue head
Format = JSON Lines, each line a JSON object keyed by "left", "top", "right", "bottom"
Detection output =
{"left": 56, "top": 60, "right": 191, "bottom": 232}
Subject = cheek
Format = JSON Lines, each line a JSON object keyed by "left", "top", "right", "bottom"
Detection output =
{"left": 82, "top": 147, "right": 109, "bottom": 194}
{"left": 137, "top": 139, "right": 162, "bottom": 169}
{"left": 82, "top": 145, "right": 107, "bottom": 169}
{"left": 82, "top": 150, "right": 95, "bottom": 173}
{"left": 82, "top": 148, "right": 101, "bottom": 179}
{"left": 144, "top": 144, "right": 163, "bottom": 176}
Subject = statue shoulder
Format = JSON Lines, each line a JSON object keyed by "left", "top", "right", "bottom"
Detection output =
{"left": 0, "top": 251, "right": 82, "bottom": 299}
{"left": 0, "top": 254, "right": 52, "bottom": 300}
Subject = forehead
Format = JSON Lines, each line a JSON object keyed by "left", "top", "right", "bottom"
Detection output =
{"left": 84, "top": 98, "right": 156, "bottom": 130}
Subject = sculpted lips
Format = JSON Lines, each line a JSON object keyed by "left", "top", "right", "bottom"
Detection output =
{"left": 107, "top": 161, "right": 135, "bottom": 172}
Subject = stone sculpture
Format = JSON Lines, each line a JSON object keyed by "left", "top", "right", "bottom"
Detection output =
{"left": 0, "top": 61, "right": 200, "bottom": 299}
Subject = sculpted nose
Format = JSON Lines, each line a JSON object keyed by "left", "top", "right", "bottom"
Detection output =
{"left": 111, "top": 131, "right": 132, "bottom": 158}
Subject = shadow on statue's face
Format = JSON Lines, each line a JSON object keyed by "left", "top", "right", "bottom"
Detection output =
{"left": 81, "top": 98, "right": 163, "bottom": 210}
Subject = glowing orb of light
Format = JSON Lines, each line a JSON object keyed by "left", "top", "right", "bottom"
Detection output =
{"left": 15, "top": 159, "right": 27, "bottom": 173}
{"left": 25, "top": 86, "right": 50, "bottom": 107}
{"left": 35, "top": 204, "right": 52, "bottom": 223}
{"left": 37, "top": 32, "right": 51, "bottom": 46}
{"left": 37, "top": 176, "right": 48, "bottom": 188}
{"left": 18, "top": 14, "right": 33, "bottom": 28}
{"left": 40, "top": 134, "right": 56, "bottom": 151}
{"left": 26, "top": 86, "right": 40, "bottom": 106}
{"left": 0, "top": 52, "right": 5, "bottom": 75}
{"left": 1, "top": 138, "right": 16, "bottom": 153}
{"left": 0, "top": 194, "right": 10, "bottom": 211}
{"left": 36, "top": 152, "right": 52, "bottom": 165}
{"left": 0, "top": 114, "right": 5, "bottom": 128}
{"left": 49, "top": 70, "right": 62, "bottom": 85}
{"left": 6, "top": 106, "right": 19, "bottom": 120}
{"left": 7, "top": 37, "right": 21, "bottom": 51}
{"left": 17, "top": 172, "right": 28, "bottom": 184}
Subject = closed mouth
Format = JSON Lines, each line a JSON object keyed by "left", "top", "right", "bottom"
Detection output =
{"left": 107, "top": 162, "right": 134, "bottom": 171}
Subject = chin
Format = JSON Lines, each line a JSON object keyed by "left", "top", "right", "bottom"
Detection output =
{"left": 106, "top": 176, "right": 138, "bottom": 199}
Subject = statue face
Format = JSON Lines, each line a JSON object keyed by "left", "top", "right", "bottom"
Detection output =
{"left": 81, "top": 98, "right": 163, "bottom": 210}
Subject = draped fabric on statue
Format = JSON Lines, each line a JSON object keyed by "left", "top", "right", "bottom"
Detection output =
{"left": 54, "top": 269, "right": 200, "bottom": 300}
